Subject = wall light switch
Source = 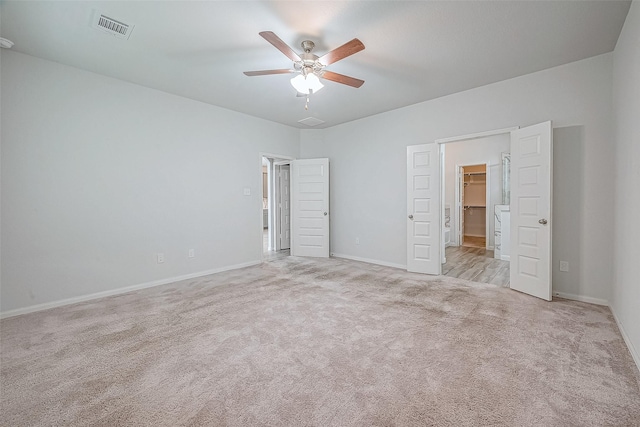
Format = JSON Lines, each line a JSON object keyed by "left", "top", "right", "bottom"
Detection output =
{"left": 559, "top": 261, "right": 569, "bottom": 272}
{"left": 188, "top": 249, "right": 195, "bottom": 258}
{"left": 157, "top": 253, "right": 165, "bottom": 264}
{"left": 243, "top": 187, "right": 251, "bottom": 196}
{"left": 355, "top": 237, "right": 360, "bottom": 245}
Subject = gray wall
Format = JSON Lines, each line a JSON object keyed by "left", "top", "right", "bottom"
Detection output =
{"left": 1, "top": 51, "right": 300, "bottom": 313}
{"left": 301, "top": 53, "right": 615, "bottom": 303}
{"left": 612, "top": 0, "right": 640, "bottom": 368}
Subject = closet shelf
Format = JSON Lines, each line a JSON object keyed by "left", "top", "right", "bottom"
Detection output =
{"left": 463, "top": 171, "right": 486, "bottom": 185}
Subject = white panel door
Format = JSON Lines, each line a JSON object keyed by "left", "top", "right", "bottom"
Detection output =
{"left": 291, "top": 158, "right": 329, "bottom": 258}
{"left": 510, "top": 121, "right": 553, "bottom": 300}
{"left": 278, "top": 164, "right": 291, "bottom": 250}
{"left": 407, "top": 144, "right": 441, "bottom": 274}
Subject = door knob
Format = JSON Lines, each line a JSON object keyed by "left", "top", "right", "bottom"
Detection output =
{"left": 539, "top": 218, "right": 548, "bottom": 225}
{"left": 324, "top": 212, "right": 327, "bottom": 216}
{"left": 408, "top": 215, "right": 414, "bottom": 220}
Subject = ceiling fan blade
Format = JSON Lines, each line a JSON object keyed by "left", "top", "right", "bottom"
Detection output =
{"left": 243, "top": 69, "right": 295, "bottom": 76}
{"left": 318, "top": 38, "right": 365, "bottom": 66}
{"left": 259, "top": 31, "right": 301, "bottom": 62}
{"left": 321, "top": 71, "right": 365, "bottom": 88}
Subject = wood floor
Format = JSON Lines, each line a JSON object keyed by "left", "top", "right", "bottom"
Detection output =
{"left": 442, "top": 245, "right": 510, "bottom": 287}
{"left": 263, "top": 229, "right": 290, "bottom": 260}
{"left": 264, "top": 248, "right": 290, "bottom": 260}
{"left": 265, "top": 229, "right": 508, "bottom": 286}
{"left": 462, "top": 235, "right": 486, "bottom": 248}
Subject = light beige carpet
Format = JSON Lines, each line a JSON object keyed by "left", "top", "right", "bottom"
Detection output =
{"left": 2, "top": 256, "right": 639, "bottom": 426}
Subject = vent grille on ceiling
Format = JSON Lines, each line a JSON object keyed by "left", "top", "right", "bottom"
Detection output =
{"left": 91, "top": 11, "right": 134, "bottom": 39}
{"left": 298, "top": 117, "right": 325, "bottom": 127}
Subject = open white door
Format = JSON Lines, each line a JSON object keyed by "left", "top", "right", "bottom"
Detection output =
{"left": 510, "top": 121, "right": 553, "bottom": 300}
{"left": 291, "top": 158, "right": 329, "bottom": 258}
{"left": 275, "top": 163, "right": 291, "bottom": 250}
{"left": 407, "top": 144, "right": 441, "bottom": 274}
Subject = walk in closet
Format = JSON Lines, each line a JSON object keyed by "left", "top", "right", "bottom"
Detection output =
{"left": 462, "top": 164, "right": 486, "bottom": 247}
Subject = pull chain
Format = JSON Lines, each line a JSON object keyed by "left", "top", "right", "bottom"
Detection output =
{"left": 304, "top": 89, "right": 311, "bottom": 110}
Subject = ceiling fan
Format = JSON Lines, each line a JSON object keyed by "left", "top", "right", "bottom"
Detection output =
{"left": 244, "top": 31, "right": 365, "bottom": 105}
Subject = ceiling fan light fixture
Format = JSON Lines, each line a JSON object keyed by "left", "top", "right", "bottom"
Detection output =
{"left": 291, "top": 73, "right": 324, "bottom": 94}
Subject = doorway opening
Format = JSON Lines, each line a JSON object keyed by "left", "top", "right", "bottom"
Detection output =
{"left": 261, "top": 155, "right": 292, "bottom": 261}
{"left": 439, "top": 132, "right": 511, "bottom": 286}
{"left": 409, "top": 122, "right": 552, "bottom": 300}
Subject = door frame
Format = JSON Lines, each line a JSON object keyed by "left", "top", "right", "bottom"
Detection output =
{"left": 259, "top": 153, "right": 294, "bottom": 261}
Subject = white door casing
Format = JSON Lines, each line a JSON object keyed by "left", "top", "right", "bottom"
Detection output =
{"left": 509, "top": 121, "right": 553, "bottom": 301}
{"left": 440, "top": 147, "right": 446, "bottom": 263}
{"left": 458, "top": 166, "right": 465, "bottom": 245}
{"left": 291, "top": 158, "right": 330, "bottom": 258}
{"left": 278, "top": 164, "right": 291, "bottom": 250}
{"left": 407, "top": 144, "right": 441, "bottom": 275}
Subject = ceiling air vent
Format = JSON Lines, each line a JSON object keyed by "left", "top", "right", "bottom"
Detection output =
{"left": 298, "top": 117, "right": 325, "bottom": 127}
{"left": 91, "top": 11, "right": 134, "bottom": 39}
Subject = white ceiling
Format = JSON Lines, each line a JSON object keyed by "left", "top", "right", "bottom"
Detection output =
{"left": 0, "top": 1, "right": 631, "bottom": 129}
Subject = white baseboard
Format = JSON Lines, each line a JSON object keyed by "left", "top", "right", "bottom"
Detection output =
{"left": 609, "top": 305, "right": 640, "bottom": 373}
{"left": 0, "top": 260, "right": 261, "bottom": 319}
{"left": 331, "top": 253, "right": 406, "bottom": 270}
{"left": 552, "top": 291, "right": 608, "bottom": 306}
{"left": 501, "top": 255, "right": 510, "bottom": 261}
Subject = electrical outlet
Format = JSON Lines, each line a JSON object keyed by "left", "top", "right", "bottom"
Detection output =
{"left": 355, "top": 237, "right": 360, "bottom": 245}
{"left": 157, "top": 253, "right": 165, "bottom": 264}
{"left": 188, "top": 249, "right": 195, "bottom": 258}
{"left": 243, "top": 187, "right": 251, "bottom": 196}
{"left": 559, "top": 261, "right": 569, "bottom": 272}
